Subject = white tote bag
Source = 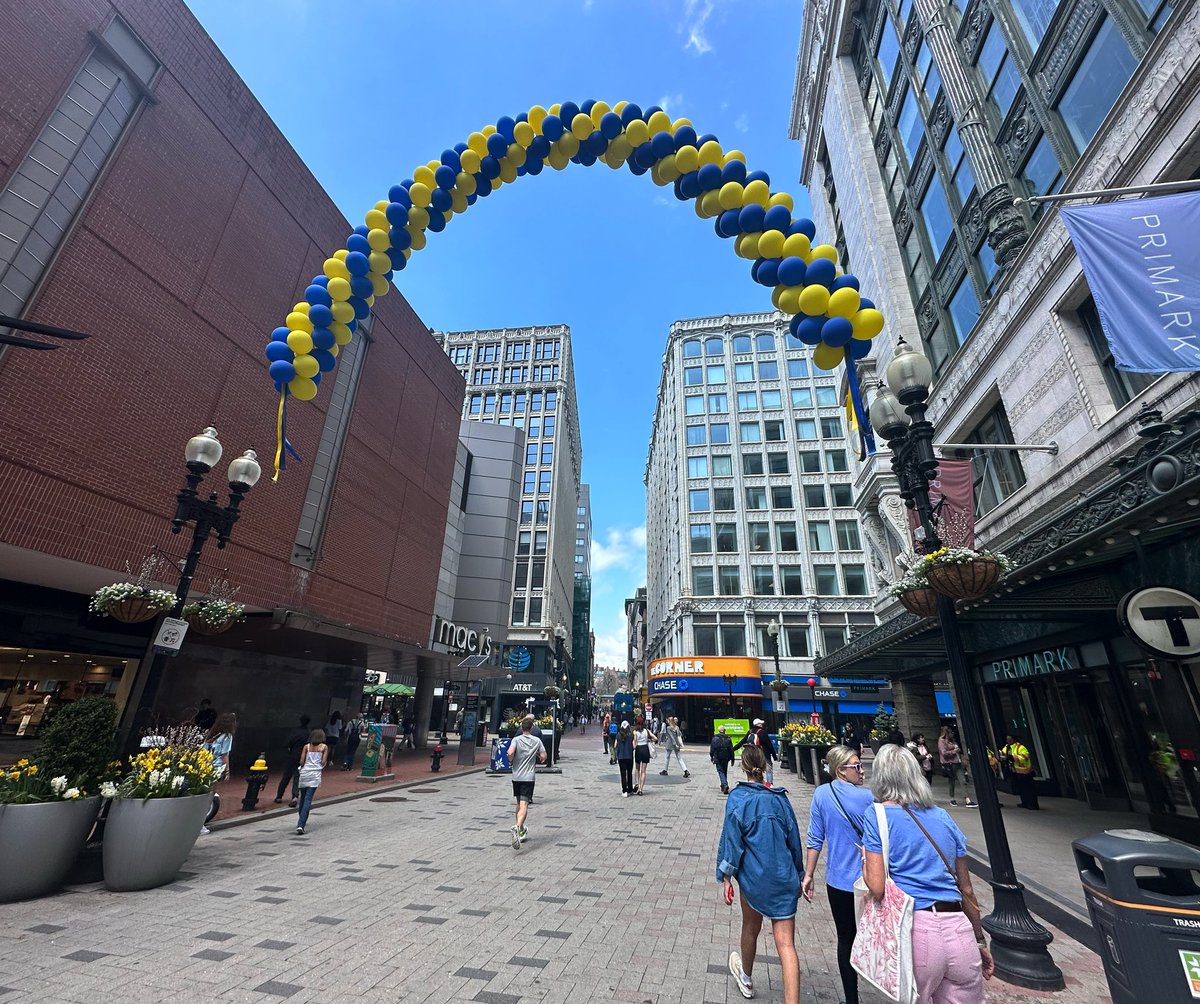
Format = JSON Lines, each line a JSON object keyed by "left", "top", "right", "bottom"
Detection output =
{"left": 850, "top": 803, "right": 917, "bottom": 1004}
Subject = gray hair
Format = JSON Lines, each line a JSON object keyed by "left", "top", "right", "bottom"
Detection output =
{"left": 870, "top": 743, "right": 934, "bottom": 808}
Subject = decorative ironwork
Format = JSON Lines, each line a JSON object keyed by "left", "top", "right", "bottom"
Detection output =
{"left": 979, "top": 184, "right": 1028, "bottom": 269}
{"left": 1034, "top": 0, "right": 1103, "bottom": 102}
{"left": 960, "top": 190, "right": 986, "bottom": 247}
{"left": 927, "top": 92, "right": 953, "bottom": 147}
{"left": 957, "top": 0, "right": 992, "bottom": 64}
{"left": 910, "top": 145, "right": 935, "bottom": 201}
{"left": 996, "top": 92, "right": 1039, "bottom": 171}
{"left": 916, "top": 287, "right": 939, "bottom": 337}
{"left": 933, "top": 247, "right": 966, "bottom": 302}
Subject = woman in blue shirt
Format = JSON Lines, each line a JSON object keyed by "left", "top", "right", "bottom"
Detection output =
{"left": 802, "top": 744, "right": 873, "bottom": 1004}
{"left": 716, "top": 745, "right": 805, "bottom": 1003}
{"left": 862, "top": 744, "right": 994, "bottom": 1002}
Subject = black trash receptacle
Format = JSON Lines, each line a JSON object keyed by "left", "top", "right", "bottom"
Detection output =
{"left": 1073, "top": 828, "right": 1200, "bottom": 1004}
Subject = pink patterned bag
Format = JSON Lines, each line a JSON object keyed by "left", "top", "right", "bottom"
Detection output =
{"left": 850, "top": 803, "right": 917, "bottom": 1004}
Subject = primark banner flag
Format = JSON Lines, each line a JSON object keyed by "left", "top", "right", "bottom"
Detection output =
{"left": 1061, "top": 191, "right": 1200, "bottom": 372}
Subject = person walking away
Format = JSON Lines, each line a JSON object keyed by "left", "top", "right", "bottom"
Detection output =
{"left": 193, "top": 698, "right": 217, "bottom": 732}
{"left": 602, "top": 711, "right": 612, "bottom": 755}
{"left": 860, "top": 744, "right": 994, "bottom": 1002}
{"left": 615, "top": 720, "right": 635, "bottom": 797}
{"left": 908, "top": 733, "right": 935, "bottom": 785}
{"left": 802, "top": 745, "right": 873, "bottom": 1004}
{"left": 325, "top": 711, "right": 343, "bottom": 759}
{"left": 295, "top": 728, "right": 328, "bottom": 835}
{"left": 274, "top": 714, "right": 311, "bottom": 806}
{"left": 710, "top": 725, "right": 735, "bottom": 794}
{"left": 1004, "top": 733, "right": 1040, "bottom": 809}
{"left": 507, "top": 715, "right": 547, "bottom": 848}
{"left": 734, "top": 718, "right": 777, "bottom": 785}
{"left": 342, "top": 711, "right": 364, "bottom": 771}
{"left": 633, "top": 718, "right": 658, "bottom": 795}
{"left": 201, "top": 712, "right": 237, "bottom": 835}
{"left": 716, "top": 745, "right": 805, "bottom": 1003}
{"left": 659, "top": 716, "right": 691, "bottom": 777}
{"left": 402, "top": 715, "right": 415, "bottom": 750}
{"left": 938, "top": 725, "right": 968, "bottom": 806}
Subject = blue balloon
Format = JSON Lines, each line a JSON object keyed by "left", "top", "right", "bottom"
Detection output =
{"left": 453, "top": 142, "right": 469, "bottom": 154}
{"left": 345, "top": 251, "right": 370, "bottom": 277}
{"left": 345, "top": 317, "right": 357, "bottom": 333}
{"left": 846, "top": 337, "right": 872, "bottom": 360}
{"left": 580, "top": 98, "right": 596, "bottom": 115}
{"left": 312, "top": 274, "right": 329, "bottom": 288}
{"left": 834, "top": 274, "right": 861, "bottom": 291}
{"left": 620, "top": 103, "right": 644, "bottom": 125}
{"left": 738, "top": 204, "right": 766, "bottom": 233}
{"left": 644, "top": 104, "right": 662, "bottom": 117}
{"left": 515, "top": 112, "right": 528, "bottom": 124}
{"left": 440, "top": 149, "right": 461, "bottom": 171}
{"left": 350, "top": 274, "right": 373, "bottom": 299}
{"left": 792, "top": 217, "right": 818, "bottom": 240}
{"left": 679, "top": 171, "right": 701, "bottom": 199}
{"left": 430, "top": 187, "right": 453, "bottom": 213}
{"left": 311, "top": 327, "right": 336, "bottom": 351}
{"left": 777, "top": 257, "right": 807, "bottom": 286}
{"left": 427, "top": 210, "right": 446, "bottom": 232}
{"left": 650, "top": 131, "right": 674, "bottom": 159}
{"left": 745, "top": 170, "right": 770, "bottom": 186}
{"left": 697, "top": 163, "right": 722, "bottom": 191}
{"left": 526, "top": 159, "right": 544, "bottom": 176}
{"left": 479, "top": 156, "right": 501, "bottom": 180}
{"left": 400, "top": 178, "right": 414, "bottom": 190}
{"left": 559, "top": 100, "right": 580, "bottom": 124}
{"left": 308, "top": 304, "right": 333, "bottom": 328}
{"left": 823, "top": 317, "right": 854, "bottom": 347}
{"left": 305, "top": 284, "right": 332, "bottom": 307}
{"left": 353, "top": 224, "right": 369, "bottom": 237}
{"left": 384, "top": 270, "right": 393, "bottom": 282}
{"left": 717, "top": 210, "right": 741, "bottom": 238}
{"left": 763, "top": 205, "right": 792, "bottom": 233}
{"left": 271, "top": 326, "right": 291, "bottom": 343}
{"left": 859, "top": 297, "right": 875, "bottom": 310}
{"left": 757, "top": 259, "right": 780, "bottom": 286}
{"left": 269, "top": 359, "right": 296, "bottom": 383}
{"left": 434, "top": 165, "right": 457, "bottom": 189}
{"left": 311, "top": 372, "right": 321, "bottom": 386}
{"left": 387, "top": 249, "right": 407, "bottom": 271}
{"left": 793, "top": 316, "right": 825, "bottom": 346}
{"left": 473, "top": 177, "right": 491, "bottom": 196}
{"left": 313, "top": 348, "right": 336, "bottom": 372}
{"left": 389, "top": 226, "right": 411, "bottom": 250}
{"left": 496, "top": 115, "right": 516, "bottom": 142}
{"left": 528, "top": 135, "right": 551, "bottom": 161}
{"left": 674, "top": 125, "right": 698, "bottom": 150}
{"left": 633, "top": 142, "right": 656, "bottom": 168}
{"left": 388, "top": 185, "right": 412, "bottom": 208}
{"left": 346, "top": 233, "right": 370, "bottom": 255}
{"left": 721, "top": 160, "right": 747, "bottom": 185}
{"left": 385, "top": 202, "right": 409, "bottom": 227}
{"left": 584, "top": 132, "right": 607, "bottom": 157}
{"left": 349, "top": 296, "right": 370, "bottom": 320}
{"left": 577, "top": 149, "right": 598, "bottom": 167}
{"left": 466, "top": 192, "right": 478, "bottom": 205}
{"left": 265, "top": 342, "right": 293, "bottom": 362}
{"left": 516, "top": 163, "right": 528, "bottom": 177}
{"left": 486, "top": 132, "right": 508, "bottom": 158}
{"left": 627, "top": 161, "right": 648, "bottom": 176}
{"left": 542, "top": 114, "right": 564, "bottom": 141}
{"left": 806, "top": 258, "right": 837, "bottom": 288}
{"left": 697, "top": 133, "right": 718, "bottom": 145}
{"left": 599, "top": 112, "right": 623, "bottom": 140}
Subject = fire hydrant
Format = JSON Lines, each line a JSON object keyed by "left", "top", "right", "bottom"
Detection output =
{"left": 241, "top": 754, "right": 269, "bottom": 810}
{"left": 430, "top": 744, "right": 444, "bottom": 772}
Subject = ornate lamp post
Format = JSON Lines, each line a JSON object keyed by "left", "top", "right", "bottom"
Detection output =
{"left": 722, "top": 673, "right": 737, "bottom": 715}
{"left": 118, "top": 427, "right": 261, "bottom": 755}
{"left": 766, "top": 618, "right": 788, "bottom": 724}
{"left": 806, "top": 676, "right": 819, "bottom": 725}
{"left": 868, "top": 337, "right": 1063, "bottom": 990}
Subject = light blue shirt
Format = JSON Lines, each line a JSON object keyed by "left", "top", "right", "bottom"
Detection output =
{"left": 805, "top": 780, "right": 874, "bottom": 892}
{"left": 861, "top": 804, "right": 967, "bottom": 910}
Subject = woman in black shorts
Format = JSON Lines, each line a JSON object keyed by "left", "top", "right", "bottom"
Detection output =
{"left": 633, "top": 716, "right": 658, "bottom": 795}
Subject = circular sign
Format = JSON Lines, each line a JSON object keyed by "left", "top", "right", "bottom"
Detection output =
{"left": 1117, "top": 586, "right": 1200, "bottom": 659}
{"left": 507, "top": 647, "right": 531, "bottom": 672}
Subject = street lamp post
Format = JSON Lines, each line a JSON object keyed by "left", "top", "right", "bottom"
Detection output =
{"left": 806, "top": 676, "right": 819, "bottom": 725}
{"left": 722, "top": 673, "right": 737, "bottom": 715}
{"left": 868, "top": 338, "right": 1063, "bottom": 990}
{"left": 118, "top": 427, "right": 261, "bottom": 755}
{"left": 766, "top": 618, "right": 787, "bottom": 726}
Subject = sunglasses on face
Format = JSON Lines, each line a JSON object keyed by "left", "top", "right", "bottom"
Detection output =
{"left": 842, "top": 763, "right": 864, "bottom": 772}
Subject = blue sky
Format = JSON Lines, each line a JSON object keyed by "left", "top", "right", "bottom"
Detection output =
{"left": 183, "top": 0, "right": 811, "bottom": 668}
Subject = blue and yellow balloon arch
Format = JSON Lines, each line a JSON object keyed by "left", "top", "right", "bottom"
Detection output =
{"left": 264, "top": 100, "right": 885, "bottom": 478}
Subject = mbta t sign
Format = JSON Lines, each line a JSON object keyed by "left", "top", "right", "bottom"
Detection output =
{"left": 1119, "top": 586, "right": 1200, "bottom": 659}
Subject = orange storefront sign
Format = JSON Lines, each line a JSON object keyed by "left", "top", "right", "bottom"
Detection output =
{"left": 648, "top": 656, "right": 761, "bottom": 679}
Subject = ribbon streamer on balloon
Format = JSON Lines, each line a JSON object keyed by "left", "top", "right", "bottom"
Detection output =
{"left": 261, "top": 101, "right": 887, "bottom": 479}
{"left": 845, "top": 360, "right": 876, "bottom": 461}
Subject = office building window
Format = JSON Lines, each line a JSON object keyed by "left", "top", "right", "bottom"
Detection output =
{"left": 716, "top": 523, "right": 738, "bottom": 552}
{"left": 538, "top": 471, "right": 552, "bottom": 493}
{"left": 815, "top": 568, "right": 840, "bottom": 595}
{"left": 898, "top": 87, "right": 924, "bottom": 164}
{"left": 684, "top": 366, "right": 703, "bottom": 386}
{"left": 689, "top": 489, "right": 710, "bottom": 513}
{"left": 844, "top": 565, "right": 869, "bottom": 595}
{"left": 518, "top": 531, "right": 531, "bottom": 555}
{"left": 705, "top": 336, "right": 724, "bottom": 355}
{"left": 718, "top": 567, "right": 741, "bottom": 596}
{"left": 821, "top": 626, "right": 847, "bottom": 652}
{"left": 836, "top": 519, "right": 862, "bottom": 549}
{"left": 788, "top": 358, "right": 809, "bottom": 379}
{"left": 545, "top": 391, "right": 557, "bottom": 411}
{"left": 721, "top": 624, "right": 747, "bottom": 655}
{"left": 1056, "top": 17, "right": 1139, "bottom": 154}
{"left": 694, "top": 622, "right": 718, "bottom": 652}
{"left": 977, "top": 23, "right": 1020, "bottom": 119}
{"left": 1077, "top": 297, "right": 1160, "bottom": 405}
{"left": 687, "top": 425, "right": 706, "bottom": 445}
{"left": 714, "top": 487, "right": 736, "bottom": 511}
{"left": 537, "top": 500, "right": 550, "bottom": 524}
{"left": 781, "top": 567, "right": 805, "bottom": 595}
{"left": 740, "top": 422, "right": 762, "bottom": 443}
{"left": 527, "top": 416, "right": 541, "bottom": 438}
{"left": 733, "top": 334, "right": 753, "bottom": 353}
{"left": 530, "top": 559, "right": 545, "bottom": 589}
{"left": 756, "top": 333, "right": 776, "bottom": 352}
{"left": 768, "top": 452, "right": 789, "bottom": 474}
{"left": 534, "top": 531, "right": 547, "bottom": 555}
{"left": 683, "top": 339, "right": 702, "bottom": 357}
{"left": 688, "top": 457, "right": 708, "bottom": 478}
{"left": 943, "top": 125, "right": 976, "bottom": 205}
{"left": 808, "top": 521, "right": 833, "bottom": 550}
{"left": 921, "top": 177, "right": 955, "bottom": 259}
{"left": 710, "top": 423, "right": 730, "bottom": 444}
{"left": 758, "top": 360, "right": 779, "bottom": 380}
{"left": 786, "top": 626, "right": 811, "bottom": 656}
{"left": 799, "top": 451, "right": 822, "bottom": 473}
{"left": 520, "top": 501, "right": 533, "bottom": 525}
{"left": 792, "top": 388, "right": 813, "bottom": 410}
{"left": 762, "top": 389, "right": 782, "bottom": 409}
{"left": 776, "top": 521, "right": 799, "bottom": 551}
{"left": 831, "top": 483, "right": 854, "bottom": 506}
{"left": 450, "top": 346, "right": 470, "bottom": 365}
{"left": 525, "top": 443, "right": 538, "bottom": 465}
{"left": 515, "top": 559, "right": 528, "bottom": 587}
{"left": 745, "top": 487, "right": 768, "bottom": 510}
{"left": 685, "top": 395, "right": 705, "bottom": 416}
{"left": 749, "top": 522, "right": 771, "bottom": 552}
{"left": 738, "top": 391, "right": 758, "bottom": 411}
{"left": 505, "top": 341, "right": 529, "bottom": 360}
{"left": 772, "top": 486, "right": 794, "bottom": 509}
{"left": 826, "top": 450, "right": 848, "bottom": 472}
{"left": 712, "top": 454, "right": 733, "bottom": 476}
{"left": 796, "top": 418, "right": 818, "bottom": 440}
{"left": 511, "top": 597, "right": 525, "bottom": 624}
{"left": 947, "top": 276, "right": 981, "bottom": 345}
{"left": 764, "top": 420, "right": 785, "bottom": 442}
{"left": 815, "top": 386, "right": 838, "bottom": 406}
{"left": 692, "top": 567, "right": 715, "bottom": 596}
{"left": 523, "top": 472, "right": 536, "bottom": 493}
{"left": 742, "top": 453, "right": 764, "bottom": 475}
{"left": 804, "top": 484, "right": 827, "bottom": 507}
{"left": 707, "top": 364, "right": 727, "bottom": 384}
{"left": 877, "top": 13, "right": 901, "bottom": 86}
{"left": 736, "top": 362, "right": 755, "bottom": 381}
{"left": 821, "top": 417, "right": 843, "bottom": 438}
{"left": 752, "top": 566, "right": 775, "bottom": 596}
{"left": 959, "top": 403, "right": 1027, "bottom": 515}
{"left": 543, "top": 415, "right": 555, "bottom": 437}
{"left": 690, "top": 524, "right": 712, "bottom": 553}
{"left": 709, "top": 393, "right": 729, "bottom": 414}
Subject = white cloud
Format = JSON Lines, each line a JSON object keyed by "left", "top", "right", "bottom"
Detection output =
{"left": 734, "top": 112, "right": 750, "bottom": 133}
{"left": 593, "top": 624, "right": 628, "bottom": 668}
{"left": 657, "top": 93, "right": 685, "bottom": 117}
{"left": 683, "top": 0, "right": 715, "bottom": 54}
{"left": 591, "top": 525, "right": 646, "bottom": 573}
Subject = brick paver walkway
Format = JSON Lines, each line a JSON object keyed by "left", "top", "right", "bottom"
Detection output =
{"left": 0, "top": 732, "right": 1111, "bottom": 1002}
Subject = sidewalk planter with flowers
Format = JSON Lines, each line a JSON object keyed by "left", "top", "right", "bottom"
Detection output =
{"left": 89, "top": 582, "right": 176, "bottom": 624}
{"left": 103, "top": 744, "right": 218, "bottom": 892}
{"left": 0, "top": 763, "right": 99, "bottom": 902}
{"left": 182, "top": 598, "right": 246, "bottom": 635}
{"left": 779, "top": 724, "right": 838, "bottom": 784}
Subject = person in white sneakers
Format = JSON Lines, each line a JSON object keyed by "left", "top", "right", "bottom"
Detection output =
{"left": 658, "top": 716, "right": 691, "bottom": 778}
{"left": 506, "top": 715, "right": 546, "bottom": 849}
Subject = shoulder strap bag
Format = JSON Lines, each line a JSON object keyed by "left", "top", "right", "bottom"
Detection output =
{"left": 828, "top": 782, "right": 864, "bottom": 840}
{"left": 901, "top": 806, "right": 980, "bottom": 916}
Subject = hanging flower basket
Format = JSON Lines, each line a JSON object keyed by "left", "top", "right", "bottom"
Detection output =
{"left": 90, "top": 583, "right": 176, "bottom": 624}
{"left": 769, "top": 679, "right": 790, "bottom": 694}
{"left": 926, "top": 556, "right": 1002, "bottom": 600}
{"left": 182, "top": 599, "right": 245, "bottom": 636}
{"left": 897, "top": 587, "right": 940, "bottom": 618}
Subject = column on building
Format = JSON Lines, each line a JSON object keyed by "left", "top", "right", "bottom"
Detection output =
{"left": 412, "top": 666, "right": 437, "bottom": 748}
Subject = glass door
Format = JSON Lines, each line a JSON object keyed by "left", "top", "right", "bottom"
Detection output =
{"left": 1057, "top": 679, "right": 1128, "bottom": 807}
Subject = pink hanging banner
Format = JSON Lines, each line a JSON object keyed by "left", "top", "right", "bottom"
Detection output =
{"left": 908, "top": 457, "right": 975, "bottom": 548}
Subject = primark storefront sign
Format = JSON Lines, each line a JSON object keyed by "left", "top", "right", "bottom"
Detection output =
{"left": 980, "top": 646, "right": 1078, "bottom": 684}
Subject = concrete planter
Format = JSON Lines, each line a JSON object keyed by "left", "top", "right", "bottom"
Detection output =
{"left": 0, "top": 796, "right": 101, "bottom": 902}
{"left": 103, "top": 792, "right": 212, "bottom": 891}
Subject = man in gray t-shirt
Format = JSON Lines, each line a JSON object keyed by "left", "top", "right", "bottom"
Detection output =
{"left": 506, "top": 715, "right": 546, "bottom": 850}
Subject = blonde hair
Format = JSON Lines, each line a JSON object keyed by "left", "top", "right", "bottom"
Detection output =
{"left": 823, "top": 744, "right": 859, "bottom": 778}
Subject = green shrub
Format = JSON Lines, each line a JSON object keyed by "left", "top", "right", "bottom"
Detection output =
{"left": 34, "top": 696, "right": 118, "bottom": 788}
{"left": 869, "top": 703, "right": 899, "bottom": 741}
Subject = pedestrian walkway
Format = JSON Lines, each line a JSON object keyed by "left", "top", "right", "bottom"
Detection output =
{"left": 0, "top": 731, "right": 1111, "bottom": 1002}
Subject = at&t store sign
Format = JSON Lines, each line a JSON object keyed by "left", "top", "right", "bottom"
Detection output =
{"left": 648, "top": 656, "right": 761, "bottom": 697}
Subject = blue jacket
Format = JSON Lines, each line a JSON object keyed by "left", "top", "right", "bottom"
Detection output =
{"left": 716, "top": 781, "right": 805, "bottom": 919}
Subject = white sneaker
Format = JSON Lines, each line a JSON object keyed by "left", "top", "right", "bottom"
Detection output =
{"left": 729, "top": 951, "right": 754, "bottom": 999}
{"left": 622, "top": 792, "right": 628, "bottom": 798}
{"left": 199, "top": 827, "right": 210, "bottom": 835}
{"left": 510, "top": 825, "right": 521, "bottom": 850}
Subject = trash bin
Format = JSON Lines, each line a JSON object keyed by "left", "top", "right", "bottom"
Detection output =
{"left": 1073, "top": 828, "right": 1200, "bottom": 1004}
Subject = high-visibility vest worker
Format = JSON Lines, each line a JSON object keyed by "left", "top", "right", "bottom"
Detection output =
{"left": 1006, "top": 741, "right": 1033, "bottom": 774}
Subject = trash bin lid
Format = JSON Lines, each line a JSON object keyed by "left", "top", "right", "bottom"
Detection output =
{"left": 1104, "top": 828, "right": 1171, "bottom": 842}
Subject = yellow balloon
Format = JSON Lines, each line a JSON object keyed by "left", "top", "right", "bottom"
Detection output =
{"left": 481, "top": 124, "right": 496, "bottom": 137}
{"left": 331, "top": 321, "right": 352, "bottom": 346}
{"left": 370, "top": 274, "right": 389, "bottom": 297}
{"left": 771, "top": 285, "right": 786, "bottom": 309}
{"left": 289, "top": 376, "right": 318, "bottom": 401}
{"left": 718, "top": 181, "right": 744, "bottom": 211}
{"left": 783, "top": 233, "right": 812, "bottom": 259}
{"left": 722, "top": 149, "right": 746, "bottom": 165}
{"left": 778, "top": 286, "right": 803, "bottom": 314}
{"left": 798, "top": 285, "right": 831, "bottom": 315}
{"left": 647, "top": 110, "right": 671, "bottom": 134}
{"left": 293, "top": 354, "right": 319, "bottom": 379}
{"left": 700, "top": 189, "right": 722, "bottom": 217}
{"left": 451, "top": 189, "right": 468, "bottom": 213}
{"left": 499, "top": 159, "right": 518, "bottom": 183}
{"left": 626, "top": 120, "right": 649, "bottom": 146}
{"left": 589, "top": 100, "right": 611, "bottom": 126}
{"left": 460, "top": 148, "right": 481, "bottom": 174}
{"left": 698, "top": 140, "right": 723, "bottom": 166}
{"left": 556, "top": 132, "right": 580, "bottom": 158}
{"left": 548, "top": 103, "right": 561, "bottom": 116}
{"left": 612, "top": 100, "right": 628, "bottom": 115}
{"left": 490, "top": 177, "right": 502, "bottom": 190}
{"left": 827, "top": 287, "right": 861, "bottom": 318}
{"left": 528, "top": 105, "right": 548, "bottom": 131}
{"left": 413, "top": 166, "right": 435, "bottom": 188}
{"left": 811, "top": 243, "right": 839, "bottom": 263}
{"left": 456, "top": 171, "right": 477, "bottom": 196}
{"left": 608, "top": 135, "right": 632, "bottom": 164}
{"left": 409, "top": 182, "right": 432, "bottom": 208}
{"left": 368, "top": 251, "right": 390, "bottom": 274}
{"left": 514, "top": 121, "right": 534, "bottom": 148}
{"left": 328, "top": 343, "right": 339, "bottom": 358}
{"left": 367, "top": 228, "right": 389, "bottom": 251}
{"left": 742, "top": 180, "right": 770, "bottom": 208}
{"left": 334, "top": 248, "right": 349, "bottom": 260}
{"left": 409, "top": 228, "right": 427, "bottom": 250}
{"left": 506, "top": 143, "right": 527, "bottom": 167}
{"left": 327, "top": 276, "right": 351, "bottom": 301}
{"left": 468, "top": 132, "right": 488, "bottom": 156}
{"left": 758, "top": 230, "right": 785, "bottom": 259}
{"left": 292, "top": 301, "right": 308, "bottom": 315}
{"left": 323, "top": 257, "right": 350, "bottom": 280}
{"left": 374, "top": 199, "right": 388, "bottom": 213}
{"left": 852, "top": 308, "right": 886, "bottom": 340}
{"left": 286, "top": 310, "right": 313, "bottom": 333}
{"left": 408, "top": 206, "right": 430, "bottom": 230}
{"left": 331, "top": 301, "right": 354, "bottom": 324}
{"left": 675, "top": 145, "right": 699, "bottom": 173}
{"left": 657, "top": 154, "right": 680, "bottom": 182}
{"left": 813, "top": 343, "right": 845, "bottom": 370}
{"left": 769, "top": 192, "right": 794, "bottom": 212}
{"left": 426, "top": 160, "right": 441, "bottom": 174}
{"left": 672, "top": 117, "right": 692, "bottom": 132}
{"left": 548, "top": 149, "right": 569, "bottom": 170}
{"left": 571, "top": 112, "right": 593, "bottom": 139}
{"left": 736, "top": 233, "right": 761, "bottom": 259}
{"left": 286, "top": 330, "right": 313, "bottom": 355}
